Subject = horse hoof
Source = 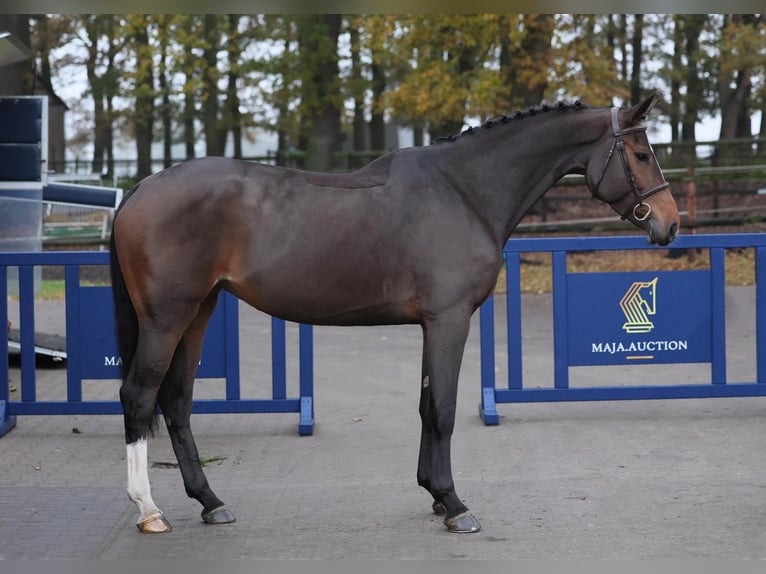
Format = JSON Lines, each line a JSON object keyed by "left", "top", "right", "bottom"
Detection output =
{"left": 432, "top": 501, "right": 447, "bottom": 516}
{"left": 137, "top": 514, "right": 173, "bottom": 534}
{"left": 444, "top": 511, "right": 481, "bottom": 533}
{"left": 202, "top": 505, "right": 236, "bottom": 525}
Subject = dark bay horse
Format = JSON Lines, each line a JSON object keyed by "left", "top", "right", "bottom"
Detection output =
{"left": 110, "top": 95, "right": 679, "bottom": 534}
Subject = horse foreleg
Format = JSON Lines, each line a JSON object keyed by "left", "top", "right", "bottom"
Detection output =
{"left": 156, "top": 292, "right": 235, "bottom": 526}
{"left": 416, "top": 310, "right": 481, "bottom": 533}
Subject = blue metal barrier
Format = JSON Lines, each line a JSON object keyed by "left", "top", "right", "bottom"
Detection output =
{"left": 1, "top": 251, "right": 314, "bottom": 437}
{"left": 479, "top": 233, "right": 766, "bottom": 424}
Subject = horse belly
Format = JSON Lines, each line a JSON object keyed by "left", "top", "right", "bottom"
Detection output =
{"left": 226, "top": 244, "right": 421, "bottom": 326}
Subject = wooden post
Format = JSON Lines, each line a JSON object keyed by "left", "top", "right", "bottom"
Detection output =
{"left": 686, "top": 165, "right": 697, "bottom": 262}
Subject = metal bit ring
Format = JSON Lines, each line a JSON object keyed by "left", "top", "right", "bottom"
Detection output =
{"left": 633, "top": 202, "right": 652, "bottom": 221}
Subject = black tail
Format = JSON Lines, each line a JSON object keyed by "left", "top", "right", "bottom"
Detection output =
{"left": 110, "top": 184, "right": 159, "bottom": 435}
{"left": 109, "top": 227, "right": 137, "bottom": 382}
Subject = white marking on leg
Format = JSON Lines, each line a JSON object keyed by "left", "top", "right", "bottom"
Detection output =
{"left": 126, "top": 438, "right": 163, "bottom": 524}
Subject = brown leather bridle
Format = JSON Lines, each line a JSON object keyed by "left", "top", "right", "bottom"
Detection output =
{"left": 593, "top": 107, "right": 670, "bottom": 221}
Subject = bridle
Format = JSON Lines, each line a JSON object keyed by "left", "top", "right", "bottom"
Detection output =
{"left": 593, "top": 107, "right": 670, "bottom": 221}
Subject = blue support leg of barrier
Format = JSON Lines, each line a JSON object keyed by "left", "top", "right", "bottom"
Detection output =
{"left": 480, "top": 387, "right": 499, "bottom": 425}
{"left": 64, "top": 265, "right": 83, "bottom": 401}
{"left": 710, "top": 247, "right": 727, "bottom": 385}
{"left": 299, "top": 396, "right": 313, "bottom": 436}
{"left": 758, "top": 246, "right": 766, "bottom": 384}
{"left": 551, "top": 252, "right": 569, "bottom": 389}
{"left": 506, "top": 252, "right": 523, "bottom": 390}
{"left": 19, "top": 266, "right": 36, "bottom": 403}
{"left": 223, "top": 293, "right": 240, "bottom": 400}
{"left": 0, "top": 266, "right": 13, "bottom": 436}
{"left": 0, "top": 400, "right": 16, "bottom": 437}
{"left": 271, "top": 317, "right": 286, "bottom": 400}
{"left": 478, "top": 297, "right": 499, "bottom": 425}
{"left": 298, "top": 323, "right": 314, "bottom": 436}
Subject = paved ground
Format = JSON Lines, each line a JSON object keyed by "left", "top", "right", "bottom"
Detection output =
{"left": 1, "top": 288, "right": 765, "bottom": 559}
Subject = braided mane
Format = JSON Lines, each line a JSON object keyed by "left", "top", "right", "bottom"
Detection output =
{"left": 433, "top": 100, "right": 588, "bottom": 144}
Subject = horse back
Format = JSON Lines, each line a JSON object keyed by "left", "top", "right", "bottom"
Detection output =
{"left": 113, "top": 154, "right": 499, "bottom": 326}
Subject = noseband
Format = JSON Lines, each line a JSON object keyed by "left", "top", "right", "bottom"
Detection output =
{"left": 594, "top": 108, "right": 670, "bottom": 221}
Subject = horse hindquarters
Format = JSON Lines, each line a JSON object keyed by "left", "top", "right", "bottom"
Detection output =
{"left": 111, "top": 222, "right": 231, "bottom": 532}
{"left": 416, "top": 309, "right": 481, "bottom": 533}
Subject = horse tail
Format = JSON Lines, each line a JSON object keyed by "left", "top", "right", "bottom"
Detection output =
{"left": 109, "top": 228, "right": 137, "bottom": 382}
{"left": 110, "top": 183, "right": 160, "bottom": 435}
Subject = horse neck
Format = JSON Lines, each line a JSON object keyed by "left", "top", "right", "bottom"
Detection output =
{"left": 432, "top": 109, "right": 607, "bottom": 246}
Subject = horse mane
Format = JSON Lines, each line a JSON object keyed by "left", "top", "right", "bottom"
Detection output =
{"left": 433, "top": 100, "right": 589, "bottom": 145}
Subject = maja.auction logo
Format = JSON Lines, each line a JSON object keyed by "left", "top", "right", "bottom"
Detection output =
{"left": 566, "top": 271, "right": 710, "bottom": 367}
{"left": 620, "top": 277, "right": 658, "bottom": 334}
{"left": 591, "top": 276, "right": 688, "bottom": 361}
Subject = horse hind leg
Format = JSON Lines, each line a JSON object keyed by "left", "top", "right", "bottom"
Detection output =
{"left": 156, "top": 289, "right": 235, "bottom": 526}
{"left": 121, "top": 328, "right": 182, "bottom": 533}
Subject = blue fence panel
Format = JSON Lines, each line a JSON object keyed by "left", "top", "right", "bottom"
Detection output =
{"left": 479, "top": 233, "right": 766, "bottom": 425}
{"left": 565, "top": 270, "right": 713, "bottom": 366}
{"left": 1, "top": 251, "right": 314, "bottom": 437}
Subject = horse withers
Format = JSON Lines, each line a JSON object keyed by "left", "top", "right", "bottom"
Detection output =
{"left": 110, "top": 95, "right": 679, "bottom": 534}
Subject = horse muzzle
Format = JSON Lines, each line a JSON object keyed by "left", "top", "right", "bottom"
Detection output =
{"left": 646, "top": 215, "right": 679, "bottom": 247}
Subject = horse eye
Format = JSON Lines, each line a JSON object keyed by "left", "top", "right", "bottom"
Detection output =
{"left": 635, "top": 152, "right": 649, "bottom": 162}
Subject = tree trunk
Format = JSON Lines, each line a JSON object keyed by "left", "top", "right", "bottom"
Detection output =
{"left": 501, "top": 14, "right": 553, "bottom": 108}
{"left": 203, "top": 14, "right": 221, "bottom": 157}
{"left": 718, "top": 15, "right": 752, "bottom": 140}
{"left": 518, "top": 14, "right": 553, "bottom": 106}
{"left": 106, "top": 94, "right": 115, "bottom": 178}
{"left": 33, "top": 15, "right": 54, "bottom": 93}
{"left": 618, "top": 15, "right": 629, "bottom": 82}
{"left": 630, "top": 14, "right": 643, "bottom": 105}
{"left": 182, "top": 17, "right": 197, "bottom": 159}
{"left": 275, "top": 32, "right": 292, "bottom": 167}
{"left": 104, "top": 17, "right": 120, "bottom": 179}
{"left": 413, "top": 126, "right": 424, "bottom": 147}
{"left": 427, "top": 24, "right": 479, "bottom": 141}
{"left": 83, "top": 17, "right": 106, "bottom": 175}
{"left": 369, "top": 56, "right": 386, "bottom": 152}
{"left": 350, "top": 24, "right": 367, "bottom": 167}
{"left": 298, "top": 14, "right": 342, "bottom": 172}
{"left": 225, "top": 15, "right": 243, "bottom": 159}
{"left": 133, "top": 18, "right": 154, "bottom": 179}
{"left": 669, "top": 15, "right": 682, "bottom": 143}
{"left": 681, "top": 14, "right": 707, "bottom": 154}
{"left": 158, "top": 16, "right": 172, "bottom": 168}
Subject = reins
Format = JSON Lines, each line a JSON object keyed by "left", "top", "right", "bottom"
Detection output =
{"left": 594, "top": 107, "right": 670, "bottom": 221}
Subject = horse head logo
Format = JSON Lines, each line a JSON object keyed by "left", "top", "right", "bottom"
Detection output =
{"left": 620, "top": 277, "right": 658, "bottom": 334}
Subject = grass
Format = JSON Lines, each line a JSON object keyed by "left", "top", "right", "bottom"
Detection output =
{"left": 199, "top": 455, "right": 228, "bottom": 468}
{"left": 497, "top": 247, "right": 755, "bottom": 294}
{"left": 10, "top": 279, "right": 108, "bottom": 301}
{"left": 16, "top": 248, "right": 758, "bottom": 301}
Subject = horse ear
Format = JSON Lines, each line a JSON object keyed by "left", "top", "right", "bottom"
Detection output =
{"left": 625, "top": 94, "right": 660, "bottom": 126}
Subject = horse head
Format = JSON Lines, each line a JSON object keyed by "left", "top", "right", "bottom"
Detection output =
{"left": 586, "top": 95, "right": 680, "bottom": 246}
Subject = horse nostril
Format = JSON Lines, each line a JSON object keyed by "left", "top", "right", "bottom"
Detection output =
{"left": 669, "top": 222, "right": 678, "bottom": 238}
